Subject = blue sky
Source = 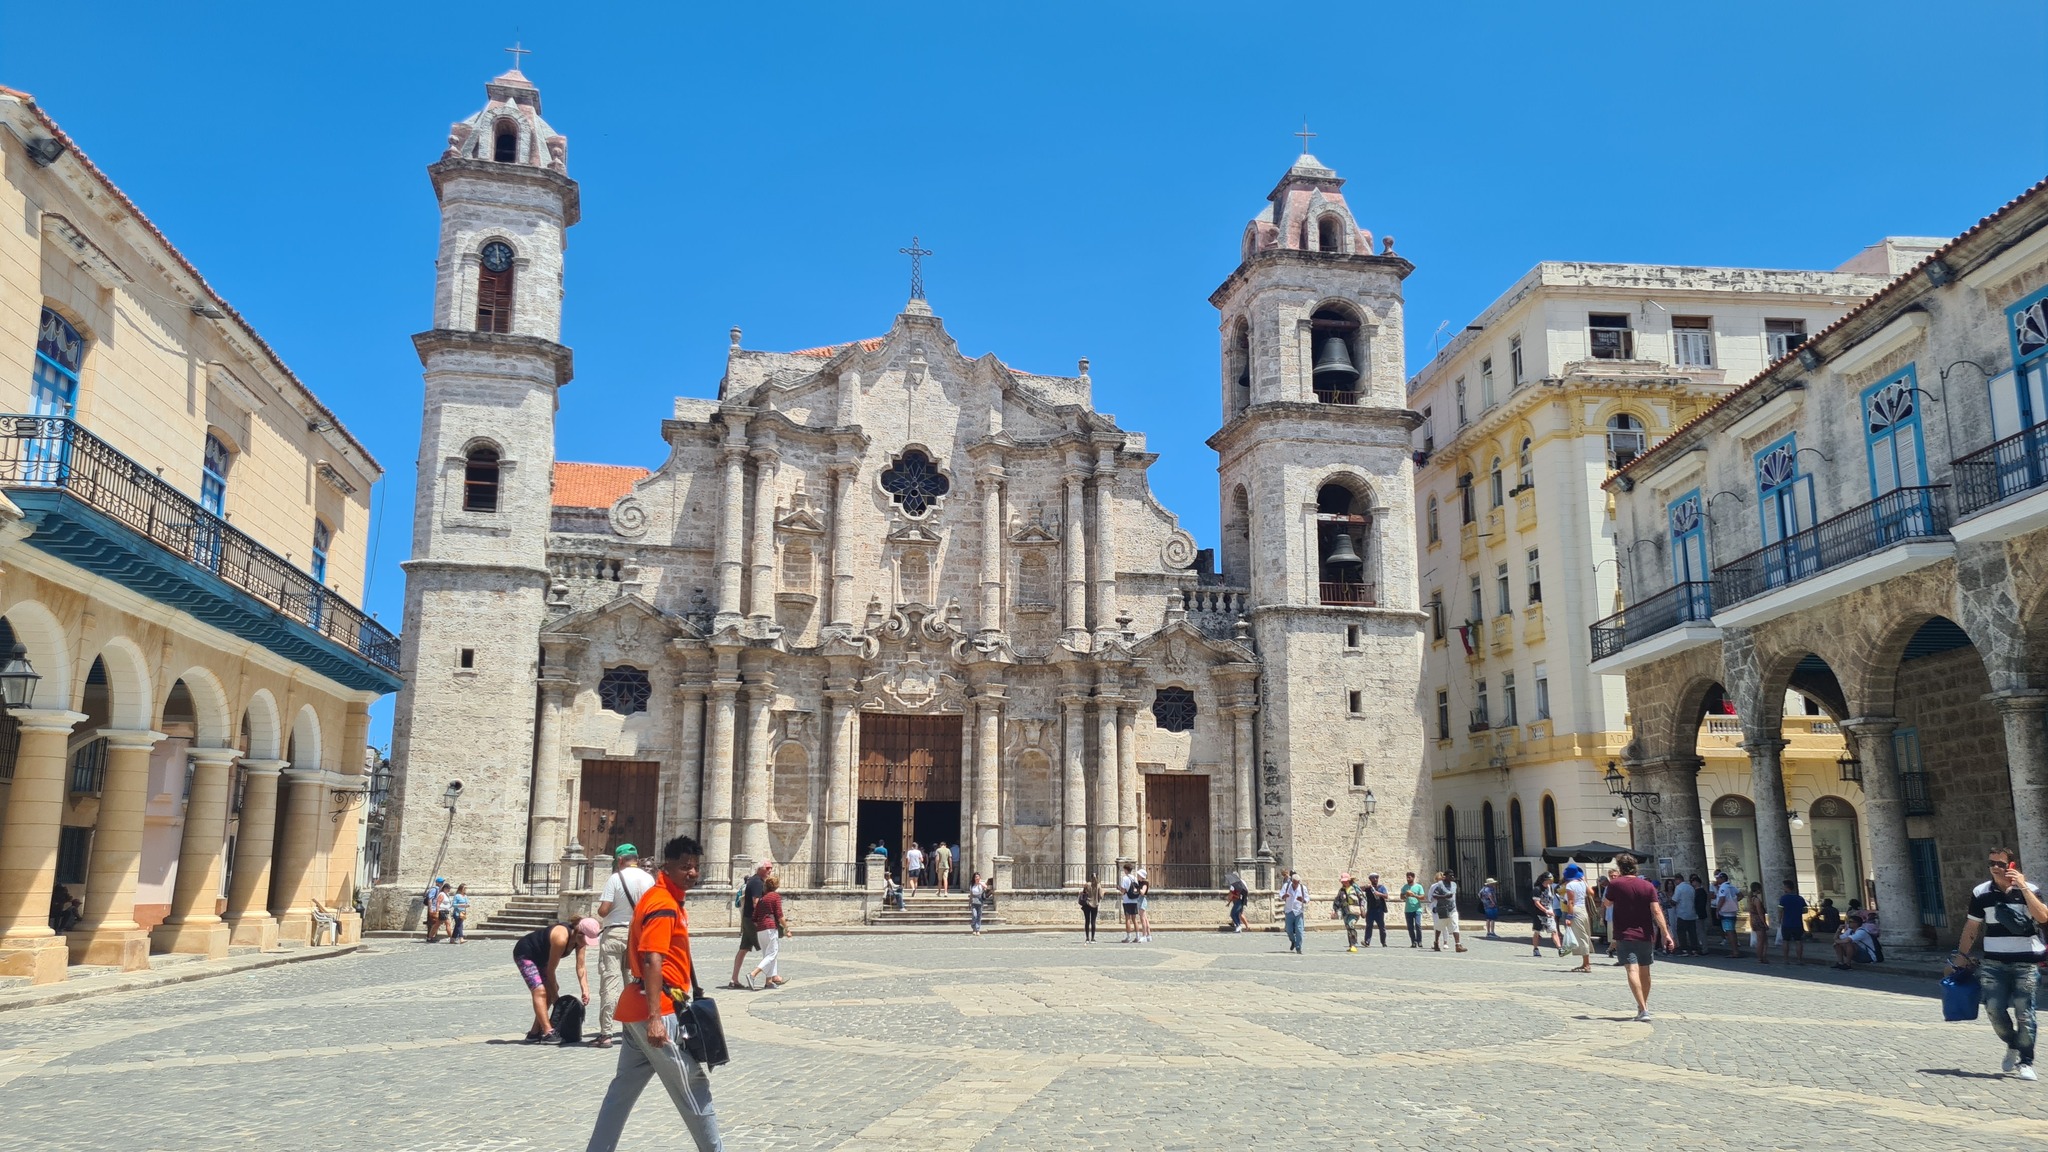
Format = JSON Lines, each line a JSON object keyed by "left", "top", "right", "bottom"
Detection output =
{"left": 6, "top": 3, "right": 2043, "bottom": 747}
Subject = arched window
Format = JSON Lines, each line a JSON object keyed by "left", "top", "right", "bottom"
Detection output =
{"left": 476, "top": 241, "right": 515, "bottom": 334}
{"left": 1425, "top": 494, "right": 1440, "bottom": 545}
{"left": 1317, "top": 215, "right": 1343, "bottom": 253}
{"left": 310, "top": 519, "right": 331, "bottom": 583}
{"left": 1489, "top": 456, "right": 1504, "bottom": 507}
{"left": 201, "top": 434, "right": 232, "bottom": 516}
{"left": 463, "top": 446, "right": 500, "bottom": 512}
{"left": 1151, "top": 687, "right": 1197, "bottom": 733}
{"left": 1509, "top": 797, "right": 1527, "bottom": 857}
{"left": 1607, "top": 413, "right": 1647, "bottom": 469}
{"left": 1316, "top": 480, "right": 1372, "bottom": 605}
{"left": 1231, "top": 319, "right": 1252, "bottom": 411}
{"left": 33, "top": 308, "right": 84, "bottom": 417}
{"left": 1541, "top": 794, "right": 1558, "bottom": 849}
{"left": 597, "top": 666, "right": 653, "bottom": 715}
{"left": 1310, "top": 305, "right": 1362, "bottom": 404}
{"left": 493, "top": 119, "right": 519, "bottom": 163}
{"left": 1518, "top": 438, "right": 1533, "bottom": 488}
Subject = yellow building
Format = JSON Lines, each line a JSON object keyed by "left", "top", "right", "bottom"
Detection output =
{"left": 1405, "top": 256, "right": 1916, "bottom": 902}
{"left": 0, "top": 87, "right": 399, "bottom": 984}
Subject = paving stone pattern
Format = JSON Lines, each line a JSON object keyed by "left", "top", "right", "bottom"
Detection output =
{"left": 0, "top": 929, "right": 2043, "bottom": 1150}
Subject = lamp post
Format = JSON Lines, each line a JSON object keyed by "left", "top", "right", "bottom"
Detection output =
{"left": 1603, "top": 761, "right": 1660, "bottom": 813}
{"left": 1837, "top": 750, "right": 1862, "bottom": 784}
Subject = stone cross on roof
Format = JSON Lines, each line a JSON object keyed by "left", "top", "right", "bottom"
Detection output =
{"left": 899, "top": 235, "right": 932, "bottom": 301}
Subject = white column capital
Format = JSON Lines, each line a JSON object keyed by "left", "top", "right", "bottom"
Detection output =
{"left": 99, "top": 728, "right": 166, "bottom": 750}
{"left": 237, "top": 758, "right": 289, "bottom": 777}
{"left": 186, "top": 746, "right": 242, "bottom": 768}
{"left": 282, "top": 767, "right": 326, "bottom": 785}
{"left": 8, "top": 707, "right": 86, "bottom": 735}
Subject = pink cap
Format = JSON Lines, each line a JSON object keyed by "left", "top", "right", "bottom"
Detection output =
{"left": 575, "top": 917, "right": 601, "bottom": 944}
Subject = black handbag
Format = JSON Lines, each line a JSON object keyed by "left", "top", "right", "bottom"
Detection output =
{"left": 668, "top": 984, "right": 729, "bottom": 1069}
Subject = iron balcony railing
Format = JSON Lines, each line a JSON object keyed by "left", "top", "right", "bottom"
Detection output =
{"left": 1589, "top": 581, "right": 1713, "bottom": 661}
{"left": 1318, "top": 581, "right": 1377, "bottom": 606}
{"left": 0, "top": 416, "right": 397, "bottom": 673}
{"left": 1712, "top": 486, "right": 1950, "bottom": 610}
{"left": 1952, "top": 423, "right": 2048, "bottom": 518}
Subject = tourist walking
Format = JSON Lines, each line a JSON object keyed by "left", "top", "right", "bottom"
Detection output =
{"left": 1672, "top": 873, "right": 1700, "bottom": 956}
{"left": 1080, "top": 873, "right": 1101, "bottom": 941}
{"left": 1952, "top": 846, "right": 2048, "bottom": 1081}
{"left": 1562, "top": 863, "right": 1593, "bottom": 973}
{"left": 1746, "top": 882, "right": 1771, "bottom": 964}
{"left": 1118, "top": 862, "right": 1142, "bottom": 942}
{"left": 904, "top": 842, "right": 924, "bottom": 897}
{"left": 513, "top": 916, "right": 598, "bottom": 1043}
{"left": 1714, "top": 871, "right": 1742, "bottom": 957}
{"left": 1605, "top": 852, "right": 1674, "bottom": 1022}
{"left": 583, "top": 835, "right": 724, "bottom": 1152}
{"left": 1400, "top": 872, "right": 1426, "bottom": 947}
{"left": 1479, "top": 878, "right": 1500, "bottom": 939}
{"left": 593, "top": 845, "right": 655, "bottom": 1048}
{"left": 1429, "top": 872, "right": 1465, "bottom": 953}
{"left": 1362, "top": 873, "right": 1389, "bottom": 947}
{"left": 934, "top": 841, "right": 953, "bottom": 895}
{"left": 1134, "top": 867, "right": 1154, "bottom": 942}
{"left": 1777, "top": 880, "right": 1809, "bottom": 964}
{"left": 969, "top": 872, "right": 988, "bottom": 935}
{"left": 1225, "top": 871, "right": 1250, "bottom": 932}
{"left": 1530, "top": 872, "right": 1559, "bottom": 957}
{"left": 1600, "top": 869, "right": 1619, "bottom": 959}
{"left": 745, "top": 875, "right": 789, "bottom": 988}
{"left": 1279, "top": 869, "right": 1309, "bottom": 953}
{"left": 1333, "top": 873, "right": 1366, "bottom": 952}
{"left": 449, "top": 884, "right": 471, "bottom": 943}
{"left": 727, "top": 860, "right": 773, "bottom": 990}
{"left": 423, "top": 877, "right": 447, "bottom": 942}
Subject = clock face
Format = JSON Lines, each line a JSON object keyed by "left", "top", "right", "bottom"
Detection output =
{"left": 481, "top": 242, "right": 514, "bottom": 273}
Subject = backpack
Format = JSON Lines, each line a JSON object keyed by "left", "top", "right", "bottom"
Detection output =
{"left": 549, "top": 993, "right": 586, "bottom": 1044}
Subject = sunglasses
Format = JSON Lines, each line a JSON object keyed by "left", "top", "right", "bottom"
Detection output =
{"left": 1990, "top": 860, "right": 2013, "bottom": 869}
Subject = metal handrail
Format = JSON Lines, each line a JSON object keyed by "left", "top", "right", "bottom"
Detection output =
{"left": 1589, "top": 581, "right": 1713, "bottom": 660}
{"left": 0, "top": 416, "right": 398, "bottom": 671}
{"left": 1712, "top": 486, "right": 1950, "bottom": 610}
{"left": 1318, "top": 581, "right": 1377, "bottom": 606}
{"left": 1953, "top": 422, "right": 2048, "bottom": 517}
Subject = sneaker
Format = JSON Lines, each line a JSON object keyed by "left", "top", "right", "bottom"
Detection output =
{"left": 1533, "top": 948, "right": 1542, "bottom": 957}
{"left": 1347, "top": 946, "right": 1358, "bottom": 953}
{"left": 2020, "top": 1065, "right": 2039, "bottom": 1082}
{"left": 2004, "top": 1050, "right": 2022, "bottom": 1073}
{"left": 1633, "top": 1010, "right": 1651, "bottom": 1023}
{"left": 1233, "top": 924, "right": 1244, "bottom": 933}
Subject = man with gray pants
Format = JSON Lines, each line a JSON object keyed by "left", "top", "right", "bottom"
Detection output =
{"left": 592, "top": 845, "right": 653, "bottom": 1049}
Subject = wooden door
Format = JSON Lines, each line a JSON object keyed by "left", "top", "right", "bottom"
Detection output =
{"left": 856, "top": 714, "right": 962, "bottom": 801}
{"left": 1143, "top": 773, "right": 1212, "bottom": 888}
{"left": 578, "top": 760, "right": 660, "bottom": 860}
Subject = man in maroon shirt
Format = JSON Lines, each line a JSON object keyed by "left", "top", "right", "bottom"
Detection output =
{"left": 1603, "top": 853, "right": 1676, "bottom": 1022}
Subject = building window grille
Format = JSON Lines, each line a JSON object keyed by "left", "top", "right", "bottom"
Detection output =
{"left": 597, "top": 666, "right": 653, "bottom": 715}
{"left": 880, "top": 449, "right": 950, "bottom": 517}
{"left": 1152, "top": 687, "right": 1197, "bottom": 733}
{"left": 56, "top": 826, "right": 92, "bottom": 887}
{"left": 463, "top": 447, "right": 501, "bottom": 512}
{"left": 69, "top": 737, "right": 109, "bottom": 794}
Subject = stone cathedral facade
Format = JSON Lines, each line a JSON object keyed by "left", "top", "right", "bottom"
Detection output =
{"left": 373, "top": 70, "right": 1428, "bottom": 924}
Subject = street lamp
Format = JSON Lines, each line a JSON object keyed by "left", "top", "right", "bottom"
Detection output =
{"left": 440, "top": 780, "right": 464, "bottom": 811}
{"left": 1613, "top": 807, "right": 1629, "bottom": 828}
{"left": 1788, "top": 809, "right": 1804, "bottom": 830}
{"left": 1363, "top": 788, "right": 1377, "bottom": 817}
{"left": 1604, "top": 760, "right": 1661, "bottom": 813}
{"left": 0, "top": 642, "right": 40, "bottom": 710}
{"left": 1837, "top": 750, "right": 1862, "bottom": 783}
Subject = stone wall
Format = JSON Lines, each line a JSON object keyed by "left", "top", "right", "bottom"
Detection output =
{"left": 1897, "top": 646, "right": 2015, "bottom": 933}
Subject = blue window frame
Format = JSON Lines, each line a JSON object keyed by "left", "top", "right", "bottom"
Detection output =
{"left": 201, "top": 435, "right": 231, "bottom": 515}
{"left": 33, "top": 308, "right": 83, "bottom": 417}
{"left": 1862, "top": 367, "right": 1926, "bottom": 497}
{"left": 1907, "top": 837, "right": 1945, "bottom": 928}
{"left": 1755, "top": 435, "right": 1817, "bottom": 586}
{"left": 1667, "top": 488, "right": 1707, "bottom": 584}
{"left": 2008, "top": 282, "right": 2048, "bottom": 408}
{"left": 310, "top": 519, "right": 331, "bottom": 584}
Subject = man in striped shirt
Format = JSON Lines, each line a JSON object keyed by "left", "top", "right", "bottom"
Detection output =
{"left": 1954, "top": 846, "right": 2048, "bottom": 1082}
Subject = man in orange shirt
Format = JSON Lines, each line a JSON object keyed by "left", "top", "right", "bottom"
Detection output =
{"left": 585, "top": 835, "right": 724, "bottom": 1152}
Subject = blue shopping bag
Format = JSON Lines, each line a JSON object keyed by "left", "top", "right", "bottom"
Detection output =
{"left": 1941, "top": 967, "right": 1980, "bottom": 1022}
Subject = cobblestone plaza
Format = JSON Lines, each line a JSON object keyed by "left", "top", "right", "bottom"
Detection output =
{"left": 2, "top": 929, "right": 2042, "bottom": 1150}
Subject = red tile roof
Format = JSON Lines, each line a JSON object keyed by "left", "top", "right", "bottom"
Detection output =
{"left": 789, "top": 337, "right": 885, "bottom": 358}
{"left": 1615, "top": 174, "right": 2048, "bottom": 484}
{"left": 0, "top": 86, "right": 379, "bottom": 472}
{"left": 552, "top": 462, "right": 651, "bottom": 508}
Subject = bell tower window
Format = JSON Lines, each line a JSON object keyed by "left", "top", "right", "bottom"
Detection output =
{"left": 1316, "top": 480, "right": 1374, "bottom": 606}
{"left": 463, "top": 447, "right": 501, "bottom": 512}
{"left": 493, "top": 119, "right": 519, "bottom": 163}
{"left": 1310, "top": 306, "right": 1362, "bottom": 404}
{"left": 477, "top": 242, "right": 515, "bottom": 334}
{"left": 1317, "top": 215, "right": 1343, "bottom": 253}
{"left": 1230, "top": 318, "right": 1252, "bottom": 413}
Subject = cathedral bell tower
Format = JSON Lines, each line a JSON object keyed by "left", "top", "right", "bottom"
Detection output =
{"left": 1205, "top": 149, "right": 1429, "bottom": 888}
{"left": 380, "top": 66, "right": 579, "bottom": 916}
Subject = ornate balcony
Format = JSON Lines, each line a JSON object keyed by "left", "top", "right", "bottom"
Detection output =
{"left": 1951, "top": 424, "right": 2048, "bottom": 543}
{"left": 0, "top": 415, "right": 400, "bottom": 693}
{"left": 1711, "top": 486, "right": 1951, "bottom": 624}
{"left": 1590, "top": 582, "right": 1713, "bottom": 662}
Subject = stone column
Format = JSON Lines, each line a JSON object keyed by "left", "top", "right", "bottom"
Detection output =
{"left": 1117, "top": 703, "right": 1139, "bottom": 862}
{"left": 978, "top": 468, "right": 1005, "bottom": 638}
{"left": 670, "top": 683, "right": 707, "bottom": 841}
{"left": 1091, "top": 451, "right": 1119, "bottom": 643}
{"left": 974, "top": 688, "right": 1003, "bottom": 878}
{"left": 1062, "top": 470, "right": 1088, "bottom": 644}
{"left": 224, "top": 757, "right": 287, "bottom": 951}
{"left": 737, "top": 671, "right": 775, "bottom": 862}
{"left": 65, "top": 728, "right": 163, "bottom": 970}
{"left": 150, "top": 746, "right": 241, "bottom": 958}
{"left": 1740, "top": 736, "right": 1798, "bottom": 892}
{"left": 1093, "top": 693, "right": 1119, "bottom": 869}
{"left": 1230, "top": 706, "right": 1257, "bottom": 863}
{"left": 1839, "top": 717, "right": 1919, "bottom": 930}
{"left": 1625, "top": 756, "right": 1708, "bottom": 884}
{"left": 1059, "top": 689, "right": 1088, "bottom": 885}
{"left": 1990, "top": 691, "right": 2048, "bottom": 874}
{"left": 270, "top": 767, "right": 327, "bottom": 944}
{"left": 713, "top": 439, "right": 749, "bottom": 630}
{"left": 828, "top": 464, "right": 857, "bottom": 630}
{"left": 747, "top": 447, "right": 781, "bottom": 628}
{"left": 525, "top": 679, "right": 571, "bottom": 870}
{"left": 701, "top": 679, "right": 740, "bottom": 882}
{"left": 327, "top": 702, "right": 372, "bottom": 941}
{"left": 823, "top": 683, "right": 856, "bottom": 884}
{"left": 0, "top": 708, "right": 85, "bottom": 982}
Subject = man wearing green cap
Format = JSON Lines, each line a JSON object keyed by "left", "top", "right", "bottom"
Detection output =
{"left": 593, "top": 844, "right": 654, "bottom": 1049}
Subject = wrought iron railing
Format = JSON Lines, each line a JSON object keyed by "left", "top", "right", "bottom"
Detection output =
{"left": 1318, "top": 581, "right": 1377, "bottom": 606}
{"left": 770, "top": 861, "right": 852, "bottom": 889}
{"left": 68, "top": 737, "right": 109, "bottom": 794}
{"left": 518, "top": 862, "right": 560, "bottom": 896}
{"left": 1589, "top": 581, "right": 1713, "bottom": 661}
{"left": 1467, "top": 710, "right": 1491, "bottom": 733}
{"left": 1953, "top": 423, "right": 2048, "bottom": 518}
{"left": 1314, "top": 388, "right": 1361, "bottom": 405}
{"left": 1007, "top": 862, "right": 1089, "bottom": 890}
{"left": 0, "top": 416, "right": 398, "bottom": 672}
{"left": 1136, "top": 864, "right": 1231, "bottom": 891}
{"left": 1901, "top": 771, "right": 1934, "bottom": 817}
{"left": 1712, "top": 486, "right": 1950, "bottom": 610}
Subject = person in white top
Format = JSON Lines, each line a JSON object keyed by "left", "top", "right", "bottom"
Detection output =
{"left": 1714, "top": 872, "right": 1743, "bottom": 958}
{"left": 1134, "top": 867, "right": 1153, "bottom": 942}
{"left": 1280, "top": 870, "right": 1310, "bottom": 954}
{"left": 1562, "top": 863, "right": 1593, "bottom": 972}
{"left": 591, "top": 844, "right": 655, "bottom": 1050}
{"left": 904, "top": 843, "right": 925, "bottom": 896}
